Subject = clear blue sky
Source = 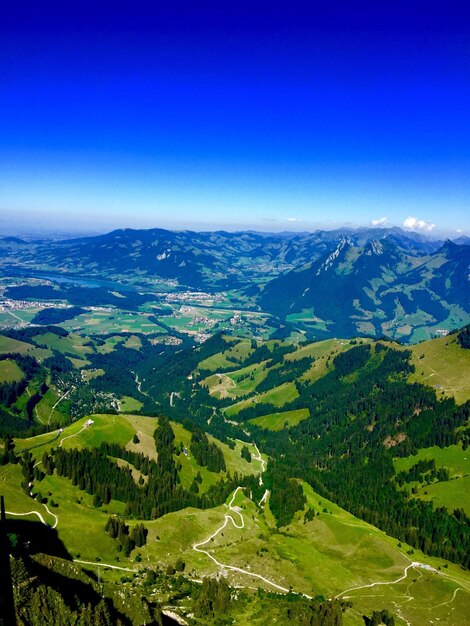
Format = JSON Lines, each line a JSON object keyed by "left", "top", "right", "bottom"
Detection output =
{"left": 1, "top": 2, "right": 469, "bottom": 235}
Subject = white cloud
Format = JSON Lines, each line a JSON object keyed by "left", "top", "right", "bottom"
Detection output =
{"left": 402, "top": 216, "right": 436, "bottom": 232}
{"left": 371, "top": 217, "right": 388, "bottom": 227}
{"left": 286, "top": 217, "right": 299, "bottom": 222}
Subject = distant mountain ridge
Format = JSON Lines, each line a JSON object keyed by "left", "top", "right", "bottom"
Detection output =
{"left": 0, "top": 225, "right": 450, "bottom": 286}
{"left": 259, "top": 236, "right": 470, "bottom": 341}
{"left": 0, "top": 226, "right": 468, "bottom": 342}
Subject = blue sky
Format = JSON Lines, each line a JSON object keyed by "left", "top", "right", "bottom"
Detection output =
{"left": 1, "top": 2, "right": 469, "bottom": 235}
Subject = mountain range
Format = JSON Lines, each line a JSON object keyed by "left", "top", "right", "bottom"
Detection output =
{"left": 1, "top": 226, "right": 469, "bottom": 342}
{"left": 258, "top": 237, "right": 470, "bottom": 341}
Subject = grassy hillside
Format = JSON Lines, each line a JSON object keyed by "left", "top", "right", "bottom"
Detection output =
{"left": 2, "top": 329, "right": 470, "bottom": 624}
{"left": 198, "top": 337, "right": 254, "bottom": 371}
{"left": 0, "top": 334, "right": 34, "bottom": 354}
{"left": 408, "top": 333, "right": 470, "bottom": 404}
{"left": 394, "top": 443, "right": 470, "bottom": 515}
{"left": 0, "top": 358, "right": 24, "bottom": 382}
{"left": 199, "top": 337, "right": 368, "bottom": 426}
{"left": 31, "top": 331, "right": 94, "bottom": 357}
{"left": 249, "top": 408, "right": 310, "bottom": 430}
{"left": 12, "top": 412, "right": 263, "bottom": 489}
{"left": 143, "top": 482, "right": 470, "bottom": 625}
{"left": 4, "top": 449, "right": 469, "bottom": 626}
{"left": 202, "top": 361, "right": 271, "bottom": 399}
{"left": 224, "top": 381, "right": 299, "bottom": 417}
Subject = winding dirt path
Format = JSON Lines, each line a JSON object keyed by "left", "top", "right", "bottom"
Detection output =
{"left": 6, "top": 421, "right": 92, "bottom": 530}
{"left": 42, "top": 503, "right": 59, "bottom": 529}
{"left": 48, "top": 389, "right": 70, "bottom": 424}
{"left": 73, "top": 559, "right": 135, "bottom": 572}
{"left": 6, "top": 501, "right": 59, "bottom": 529}
{"left": 217, "top": 373, "right": 236, "bottom": 390}
{"left": 336, "top": 561, "right": 439, "bottom": 599}
{"left": 431, "top": 586, "right": 464, "bottom": 608}
{"left": 193, "top": 487, "right": 292, "bottom": 593}
{"left": 58, "top": 423, "right": 88, "bottom": 447}
{"left": 5, "top": 509, "right": 47, "bottom": 524}
{"left": 192, "top": 439, "right": 308, "bottom": 596}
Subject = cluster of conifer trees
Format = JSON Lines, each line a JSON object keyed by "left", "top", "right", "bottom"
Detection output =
{"left": 192, "top": 576, "right": 231, "bottom": 619}
{"left": 105, "top": 516, "right": 148, "bottom": 556}
{"left": 457, "top": 324, "right": 470, "bottom": 349}
{"left": 255, "top": 356, "right": 312, "bottom": 394}
{"left": 395, "top": 459, "right": 449, "bottom": 487}
{"left": 190, "top": 426, "right": 226, "bottom": 472}
{"left": 264, "top": 465, "right": 306, "bottom": 527}
{"left": 40, "top": 417, "right": 246, "bottom": 523}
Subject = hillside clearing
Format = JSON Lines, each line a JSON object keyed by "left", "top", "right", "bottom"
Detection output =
{"left": 249, "top": 408, "right": 310, "bottom": 430}
{"left": 408, "top": 334, "right": 470, "bottom": 404}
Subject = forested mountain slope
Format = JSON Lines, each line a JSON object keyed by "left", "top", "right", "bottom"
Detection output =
{"left": 1, "top": 327, "right": 470, "bottom": 624}
{"left": 258, "top": 238, "right": 470, "bottom": 341}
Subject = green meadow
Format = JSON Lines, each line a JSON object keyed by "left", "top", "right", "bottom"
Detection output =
{"left": 198, "top": 337, "right": 254, "bottom": 371}
{"left": 249, "top": 408, "right": 310, "bottom": 430}
{"left": 0, "top": 358, "right": 24, "bottom": 382}
{"left": 119, "top": 395, "right": 143, "bottom": 412}
{"left": 202, "top": 361, "right": 271, "bottom": 398}
{"left": 394, "top": 443, "right": 470, "bottom": 514}
{"left": 394, "top": 443, "right": 469, "bottom": 478}
{"left": 409, "top": 333, "right": 470, "bottom": 404}
{"left": 224, "top": 381, "right": 299, "bottom": 417}
{"left": 60, "top": 310, "right": 163, "bottom": 335}
{"left": 410, "top": 475, "right": 470, "bottom": 516}
{"left": 0, "top": 334, "right": 33, "bottom": 354}
{"left": 32, "top": 332, "right": 94, "bottom": 357}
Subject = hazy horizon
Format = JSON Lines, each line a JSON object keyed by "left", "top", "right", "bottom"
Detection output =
{"left": 0, "top": 215, "right": 468, "bottom": 241}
